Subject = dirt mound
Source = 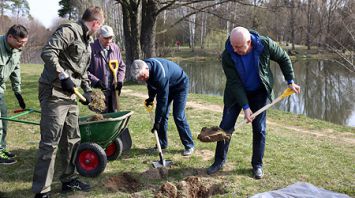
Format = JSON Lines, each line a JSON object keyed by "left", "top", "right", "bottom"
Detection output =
{"left": 156, "top": 182, "right": 177, "bottom": 198}
{"left": 104, "top": 172, "right": 142, "bottom": 193}
{"left": 155, "top": 176, "right": 226, "bottom": 198}
{"left": 86, "top": 114, "right": 105, "bottom": 121}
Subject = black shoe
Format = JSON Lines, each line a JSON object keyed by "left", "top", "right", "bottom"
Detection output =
{"left": 253, "top": 167, "right": 263, "bottom": 179}
{"left": 207, "top": 161, "right": 225, "bottom": 175}
{"left": 3, "top": 150, "right": 15, "bottom": 158}
{"left": 0, "top": 152, "right": 16, "bottom": 165}
{"left": 62, "top": 179, "right": 91, "bottom": 193}
{"left": 34, "top": 192, "right": 50, "bottom": 198}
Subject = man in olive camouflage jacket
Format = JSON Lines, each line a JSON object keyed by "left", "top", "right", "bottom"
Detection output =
{"left": 32, "top": 6, "right": 104, "bottom": 198}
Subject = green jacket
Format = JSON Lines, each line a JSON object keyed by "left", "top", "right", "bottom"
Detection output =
{"left": 39, "top": 20, "right": 92, "bottom": 99}
{"left": 0, "top": 35, "right": 22, "bottom": 94}
{"left": 221, "top": 32, "right": 295, "bottom": 108}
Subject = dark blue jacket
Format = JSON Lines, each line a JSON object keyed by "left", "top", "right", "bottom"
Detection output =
{"left": 145, "top": 58, "right": 188, "bottom": 124}
{"left": 226, "top": 33, "right": 264, "bottom": 93}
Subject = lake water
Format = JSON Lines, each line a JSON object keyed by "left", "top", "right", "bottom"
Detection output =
{"left": 177, "top": 58, "right": 355, "bottom": 127}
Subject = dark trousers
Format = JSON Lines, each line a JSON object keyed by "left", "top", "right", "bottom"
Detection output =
{"left": 214, "top": 88, "right": 267, "bottom": 168}
{"left": 158, "top": 79, "right": 194, "bottom": 149}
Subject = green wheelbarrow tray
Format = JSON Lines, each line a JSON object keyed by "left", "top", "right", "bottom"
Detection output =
{"left": 79, "top": 111, "right": 133, "bottom": 148}
{"left": 0, "top": 108, "right": 134, "bottom": 177}
{"left": 1, "top": 109, "right": 133, "bottom": 149}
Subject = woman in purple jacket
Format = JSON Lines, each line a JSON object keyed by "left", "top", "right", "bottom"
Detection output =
{"left": 88, "top": 25, "right": 126, "bottom": 112}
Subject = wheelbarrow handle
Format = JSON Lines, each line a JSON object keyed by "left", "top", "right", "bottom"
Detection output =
{"left": 14, "top": 109, "right": 26, "bottom": 113}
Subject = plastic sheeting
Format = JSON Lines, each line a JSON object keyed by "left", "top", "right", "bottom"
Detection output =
{"left": 250, "top": 182, "right": 350, "bottom": 198}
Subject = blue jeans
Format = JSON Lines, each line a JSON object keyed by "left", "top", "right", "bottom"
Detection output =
{"left": 0, "top": 93, "right": 8, "bottom": 151}
{"left": 158, "top": 79, "right": 194, "bottom": 149}
{"left": 214, "top": 88, "right": 267, "bottom": 168}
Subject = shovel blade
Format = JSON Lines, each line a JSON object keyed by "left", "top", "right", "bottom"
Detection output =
{"left": 152, "top": 159, "right": 173, "bottom": 168}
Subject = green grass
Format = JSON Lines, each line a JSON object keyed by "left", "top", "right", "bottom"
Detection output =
{"left": 0, "top": 64, "right": 354, "bottom": 197}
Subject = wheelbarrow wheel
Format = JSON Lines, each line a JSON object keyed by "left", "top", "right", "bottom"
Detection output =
{"left": 75, "top": 143, "right": 107, "bottom": 177}
{"left": 105, "top": 137, "right": 123, "bottom": 161}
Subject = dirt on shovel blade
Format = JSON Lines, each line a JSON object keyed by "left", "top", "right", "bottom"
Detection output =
{"left": 89, "top": 90, "right": 106, "bottom": 113}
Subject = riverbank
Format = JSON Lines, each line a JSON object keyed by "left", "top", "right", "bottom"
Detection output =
{"left": 164, "top": 45, "right": 343, "bottom": 61}
{"left": 0, "top": 64, "right": 354, "bottom": 197}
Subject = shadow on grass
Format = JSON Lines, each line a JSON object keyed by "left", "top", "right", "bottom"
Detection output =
{"left": 123, "top": 147, "right": 183, "bottom": 158}
{"left": 167, "top": 166, "right": 254, "bottom": 180}
{"left": 0, "top": 148, "right": 37, "bottom": 183}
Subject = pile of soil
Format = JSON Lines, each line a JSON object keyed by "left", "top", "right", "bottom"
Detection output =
{"left": 155, "top": 176, "right": 226, "bottom": 198}
{"left": 104, "top": 172, "right": 142, "bottom": 193}
{"left": 86, "top": 114, "right": 105, "bottom": 121}
{"left": 89, "top": 90, "right": 106, "bottom": 112}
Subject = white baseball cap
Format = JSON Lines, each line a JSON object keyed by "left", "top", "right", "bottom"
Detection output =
{"left": 100, "top": 25, "right": 114, "bottom": 38}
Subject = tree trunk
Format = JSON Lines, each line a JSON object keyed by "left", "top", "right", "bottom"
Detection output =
{"left": 120, "top": 0, "right": 141, "bottom": 80}
{"left": 289, "top": 0, "right": 296, "bottom": 50}
{"left": 306, "top": 0, "right": 312, "bottom": 50}
{"left": 200, "top": 11, "right": 207, "bottom": 49}
{"left": 188, "top": 13, "right": 196, "bottom": 51}
{"left": 141, "top": 0, "right": 158, "bottom": 58}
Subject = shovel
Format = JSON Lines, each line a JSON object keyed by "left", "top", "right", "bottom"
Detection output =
{"left": 238, "top": 88, "right": 295, "bottom": 127}
{"left": 108, "top": 60, "right": 120, "bottom": 112}
{"left": 74, "top": 88, "right": 105, "bottom": 113}
{"left": 145, "top": 101, "right": 172, "bottom": 168}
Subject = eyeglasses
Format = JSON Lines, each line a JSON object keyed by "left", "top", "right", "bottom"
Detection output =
{"left": 102, "top": 37, "right": 113, "bottom": 40}
{"left": 11, "top": 35, "right": 28, "bottom": 45}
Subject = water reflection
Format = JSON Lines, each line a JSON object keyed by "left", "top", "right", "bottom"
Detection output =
{"left": 178, "top": 59, "right": 355, "bottom": 127}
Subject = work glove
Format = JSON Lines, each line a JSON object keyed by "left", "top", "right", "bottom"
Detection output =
{"left": 93, "top": 80, "right": 106, "bottom": 90}
{"left": 144, "top": 98, "right": 154, "bottom": 108}
{"left": 80, "top": 92, "right": 92, "bottom": 105}
{"left": 15, "top": 92, "right": 26, "bottom": 109}
{"left": 60, "top": 78, "right": 75, "bottom": 94}
{"left": 115, "top": 82, "right": 123, "bottom": 95}
{"left": 151, "top": 122, "right": 160, "bottom": 133}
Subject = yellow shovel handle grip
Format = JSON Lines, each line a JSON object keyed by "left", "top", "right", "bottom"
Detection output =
{"left": 74, "top": 88, "right": 86, "bottom": 102}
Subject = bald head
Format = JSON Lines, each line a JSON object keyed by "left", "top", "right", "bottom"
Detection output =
{"left": 230, "top": 27, "right": 252, "bottom": 55}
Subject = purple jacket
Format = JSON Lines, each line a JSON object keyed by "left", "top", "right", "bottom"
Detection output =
{"left": 88, "top": 39, "right": 126, "bottom": 111}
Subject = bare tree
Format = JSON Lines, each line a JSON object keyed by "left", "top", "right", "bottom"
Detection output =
{"left": 200, "top": 10, "right": 207, "bottom": 49}
{"left": 10, "top": 0, "right": 30, "bottom": 23}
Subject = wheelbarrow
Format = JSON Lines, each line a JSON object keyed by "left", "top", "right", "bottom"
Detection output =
{"left": 0, "top": 109, "right": 134, "bottom": 177}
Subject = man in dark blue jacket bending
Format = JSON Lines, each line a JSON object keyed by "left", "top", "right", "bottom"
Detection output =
{"left": 131, "top": 58, "right": 195, "bottom": 156}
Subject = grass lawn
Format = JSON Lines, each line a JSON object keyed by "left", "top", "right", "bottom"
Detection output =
{"left": 0, "top": 64, "right": 354, "bottom": 197}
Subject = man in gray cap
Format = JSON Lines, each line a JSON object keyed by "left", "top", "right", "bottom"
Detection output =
{"left": 88, "top": 25, "right": 126, "bottom": 112}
